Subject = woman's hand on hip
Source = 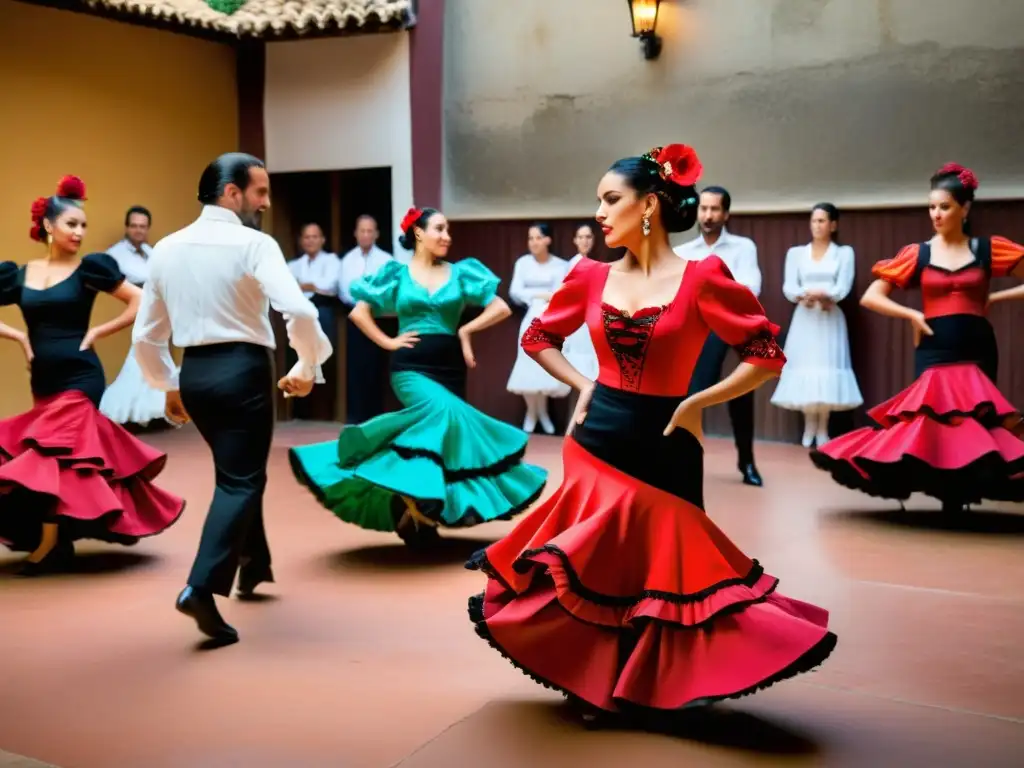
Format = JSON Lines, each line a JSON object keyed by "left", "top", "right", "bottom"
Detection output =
{"left": 664, "top": 396, "right": 704, "bottom": 441}
{"left": 458, "top": 328, "right": 476, "bottom": 368}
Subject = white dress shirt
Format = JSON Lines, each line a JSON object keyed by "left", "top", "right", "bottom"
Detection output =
{"left": 107, "top": 239, "right": 154, "bottom": 285}
{"left": 674, "top": 227, "right": 762, "bottom": 297}
{"left": 132, "top": 205, "right": 333, "bottom": 391}
{"left": 288, "top": 250, "right": 341, "bottom": 298}
{"left": 337, "top": 245, "right": 393, "bottom": 305}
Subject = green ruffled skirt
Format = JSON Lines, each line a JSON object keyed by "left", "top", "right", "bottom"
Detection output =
{"left": 289, "top": 368, "right": 547, "bottom": 533}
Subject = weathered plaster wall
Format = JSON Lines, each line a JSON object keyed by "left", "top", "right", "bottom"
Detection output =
{"left": 443, "top": 0, "right": 1024, "bottom": 217}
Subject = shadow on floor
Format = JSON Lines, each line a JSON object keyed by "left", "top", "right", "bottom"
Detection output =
{"left": 549, "top": 701, "right": 820, "bottom": 756}
{"left": 0, "top": 550, "right": 157, "bottom": 578}
{"left": 833, "top": 506, "right": 1024, "bottom": 536}
{"left": 324, "top": 535, "right": 496, "bottom": 573}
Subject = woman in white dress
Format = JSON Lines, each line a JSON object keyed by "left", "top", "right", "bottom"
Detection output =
{"left": 99, "top": 213, "right": 177, "bottom": 427}
{"left": 560, "top": 224, "right": 599, "bottom": 381}
{"left": 771, "top": 204, "right": 863, "bottom": 447}
{"left": 506, "top": 222, "right": 570, "bottom": 433}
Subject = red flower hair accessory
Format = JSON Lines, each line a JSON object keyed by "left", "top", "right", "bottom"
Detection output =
{"left": 936, "top": 162, "right": 978, "bottom": 191}
{"left": 643, "top": 144, "right": 703, "bottom": 187}
{"left": 29, "top": 196, "right": 48, "bottom": 242}
{"left": 28, "top": 175, "right": 87, "bottom": 242}
{"left": 400, "top": 207, "right": 423, "bottom": 233}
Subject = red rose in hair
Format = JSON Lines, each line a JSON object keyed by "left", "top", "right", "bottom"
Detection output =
{"left": 646, "top": 144, "right": 703, "bottom": 187}
{"left": 56, "top": 175, "right": 87, "bottom": 200}
{"left": 400, "top": 207, "right": 423, "bottom": 233}
{"left": 30, "top": 196, "right": 47, "bottom": 222}
{"left": 936, "top": 162, "right": 979, "bottom": 191}
{"left": 29, "top": 196, "right": 48, "bottom": 243}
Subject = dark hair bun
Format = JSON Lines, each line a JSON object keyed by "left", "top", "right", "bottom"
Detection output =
{"left": 398, "top": 207, "right": 441, "bottom": 250}
{"left": 56, "top": 175, "right": 87, "bottom": 201}
{"left": 607, "top": 156, "right": 699, "bottom": 233}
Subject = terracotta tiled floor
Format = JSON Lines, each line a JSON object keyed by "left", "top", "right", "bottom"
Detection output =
{"left": 1, "top": 423, "right": 1022, "bottom": 767}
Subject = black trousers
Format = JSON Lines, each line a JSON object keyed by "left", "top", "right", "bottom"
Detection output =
{"left": 687, "top": 332, "right": 756, "bottom": 466}
{"left": 289, "top": 299, "right": 338, "bottom": 420}
{"left": 179, "top": 342, "right": 275, "bottom": 597}
{"left": 345, "top": 314, "right": 386, "bottom": 423}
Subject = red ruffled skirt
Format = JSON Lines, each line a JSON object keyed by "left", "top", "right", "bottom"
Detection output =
{"left": 811, "top": 363, "right": 1024, "bottom": 503}
{"left": 467, "top": 435, "right": 836, "bottom": 713}
{"left": 0, "top": 390, "right": 185, "bottom": 551}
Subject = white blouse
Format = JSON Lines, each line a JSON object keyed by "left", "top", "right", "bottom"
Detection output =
{"left": 509, "top": 254, "right": 569, "bottom": 310}
{"left": 782, "top": 243, "right": 856, "bottom": 304}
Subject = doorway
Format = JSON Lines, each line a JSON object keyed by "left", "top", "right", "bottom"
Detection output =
{"left": 266, "top": 167, "right": 395, "bottom": 422}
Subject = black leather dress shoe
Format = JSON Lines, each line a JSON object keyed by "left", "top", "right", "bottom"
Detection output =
{"left": 176, "top": 586, "right": 238, "bottom": 642}
{"left": 740, "top": 463, "right": 763, "bottom": 487}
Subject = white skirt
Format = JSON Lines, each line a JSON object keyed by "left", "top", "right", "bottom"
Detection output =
{"left": 770, "top": 303, "right": 863, "bottom": 411}
{"left": 506, "top": 303, "right": 571, "bottom": 398}
{"left": 562, "top": 324, "right": 599, "bottom": 381}
{"left": 99, "top": 347, "right": 174, "bottom": 426}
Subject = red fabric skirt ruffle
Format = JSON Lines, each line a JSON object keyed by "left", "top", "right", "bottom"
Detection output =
{"left": 812, "top": 363, "right": 1024, "bottom": 502}
{"left": 0, "top": 390, "right": 185, "bottom": 550}
{"left": 467, "top": 437, "right": 836, "bottom": 713}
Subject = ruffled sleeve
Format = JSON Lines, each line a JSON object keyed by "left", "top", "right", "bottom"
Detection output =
{"left": 455, "top": 258, "right": 500, "bottom": 307}
{"left": 80, "top": 252, "right": 126, "bottom": 293}
{"left": 351, "top": 259, "right": 403, "bottom": 316}
{"left": 871, "top": 243, "right": 920, "bottom": 289}
{"left": 990, "top": 236, "right": 1024, "bottom": 277}
{"left": 695, "top": 256, "right": 785, "bottom": 373}
{"left": 521, "top": 257, "right": 595, "bottom": 355}
{"left": 0, "top": 261, "right": 21, "bottom": 306}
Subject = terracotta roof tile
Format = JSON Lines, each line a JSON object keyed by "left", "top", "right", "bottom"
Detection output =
{"left": 79, "top": 0, "right": 413, "bottom": 37}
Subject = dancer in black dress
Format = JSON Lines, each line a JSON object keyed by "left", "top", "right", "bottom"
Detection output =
{"left": 0, "top": 176, "right": 184, "bottom": 575}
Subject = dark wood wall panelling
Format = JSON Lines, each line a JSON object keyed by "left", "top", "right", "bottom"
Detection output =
{"left": 444, "top": 201, "right": 1024, "bottom": 442}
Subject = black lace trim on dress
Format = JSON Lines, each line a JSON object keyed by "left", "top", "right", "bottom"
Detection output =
{"left": 289, "top": 447, "right": 545, "bottom": 531}
{"left": 810, "top": 444, "right": 1024, "bottom": 505}
{"left": 600, "top": 306, "right": 667, "bottom": 392}
{"left": 467, "top": 546, "right": 769, "bottom": 606}
{"left": 467, "top": 592, "right": 839, "bottom": 715}
{"left": 521, "top": 318, "right": 564, "bottom": 351}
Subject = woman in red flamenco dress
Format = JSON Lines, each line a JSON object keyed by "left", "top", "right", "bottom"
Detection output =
{"left": 466, "top": 145, "right": 837, "bottom": 721}
{"left": 811, "top": 164, "right": 1024, "bottom": 514}
{"left": 0, "top": 176, "right": 185, "bottom": 575}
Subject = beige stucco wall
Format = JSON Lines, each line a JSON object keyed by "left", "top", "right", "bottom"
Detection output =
{"left": 442, "top": 0, "right": 1024, "bottom": 217}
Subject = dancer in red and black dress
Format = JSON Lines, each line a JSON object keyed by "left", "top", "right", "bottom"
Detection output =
{"left": 811, "top": 164, "right": 1024, "bottom": 513}
{"left": 0, "top": 176, "right": 184, "bottom": 575}
{"left": 467, "top": 145, "right": 837, "bottom": 720}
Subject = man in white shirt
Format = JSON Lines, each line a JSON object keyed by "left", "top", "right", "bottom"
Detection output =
{"left": 107, "top": 206, "right": 155, "bottom": 285}
{"left": 287, "top": 223, "right": 341, "bottom": 419}
{"left": 338, "top": 215, "right": 392, "bottom": 423}
{"left": 133, "top": 152, "right": 333, "bottom": 644}
{"left": 674, "top": 186, "right": 765, "bottom": 487}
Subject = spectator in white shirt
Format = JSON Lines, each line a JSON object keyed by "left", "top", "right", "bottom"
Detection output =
{"left": 100, "top": 205, "right": 176, "bottom": 427}
{"left": 674, "top": 186, "right": 765, "bottom": 487}
{"left": 106, "top": 206, "right": 154, "bottom": 286}
{"left": 132, "top": 152, "right": 332, "bottom": 644}
{"left": 339, "top": 215, "right": 392, "bottom": 422}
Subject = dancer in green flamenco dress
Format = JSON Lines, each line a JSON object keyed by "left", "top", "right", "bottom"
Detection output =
{"left": 289, "top": 206, "right": 548, "bottom": 546}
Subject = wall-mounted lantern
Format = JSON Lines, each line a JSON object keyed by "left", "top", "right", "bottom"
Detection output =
{"left": 627, "top": 0, "right": 662, "bottom": 61}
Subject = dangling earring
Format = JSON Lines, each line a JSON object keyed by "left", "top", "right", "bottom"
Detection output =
{"left": 46, "top": 233, "right": 53, "bottom": 246}
{"left": 642, "top": 214, "right": 651, "bottom": 237}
